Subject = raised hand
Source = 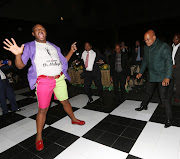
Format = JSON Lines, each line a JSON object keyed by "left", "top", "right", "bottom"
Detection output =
{"left": 65, "top": 42, "right": 77, "bottom": 62}
{"left": 71, "top": 42, "right": 77, "bottom": 53}
{"left": 3, "top": 38, "right": 24, "bottom": 55}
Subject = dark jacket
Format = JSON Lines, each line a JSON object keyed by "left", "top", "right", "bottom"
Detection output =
{"left": 0, "top": 65, "right": 12, "bottom": 80}
{"left": 173, "top": 45, "right": 180, "bottom": 94}
{"left": 110, "top": 52, "right": 130, "bottom": 77}
{"left": 173, "top": 45, "right": 180, "bottom": 73}
{"left": 140, "top": 39, "right": 173, "bottom": 82}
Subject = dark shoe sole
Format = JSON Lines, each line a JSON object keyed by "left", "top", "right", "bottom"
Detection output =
{"left": 135, "top": 107, "right": 147, "bottom": 111}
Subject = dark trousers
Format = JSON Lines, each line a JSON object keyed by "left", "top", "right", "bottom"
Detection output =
{"left": 0, "top": 79, "right": 18, "bottom": 114}
{"left": 170, "top": 72, "right": 180, "bottom": 100}
{"left": 169, "top": 77, "right": 176, "bottom": 98}
{"left": 141, "top": 81, "right": 172, "bottom": 120}
{"left": 84, "top": 71, "right": 103, "bottom": 99}
{"left": 113, "top": 71, "right": 126, "bottom": 100}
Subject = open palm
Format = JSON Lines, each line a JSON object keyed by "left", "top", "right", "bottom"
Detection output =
{"left": 3, "top": 38, "right": 24, "bottom": 55}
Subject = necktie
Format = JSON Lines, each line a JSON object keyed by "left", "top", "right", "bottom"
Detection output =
{"left": 85, "top": 51, "right": 89, "bottom": 68}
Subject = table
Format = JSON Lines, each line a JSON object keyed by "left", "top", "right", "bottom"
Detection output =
{"left": 68, "top": 68, "right": 112, "bottom": 87}
{"left": 68, "top": 66, "right": 144, "bottom": 90}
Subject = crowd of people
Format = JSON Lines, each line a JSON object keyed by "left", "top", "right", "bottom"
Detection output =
{"left": 1, "top": 24, "right": 180, "bottom": 151}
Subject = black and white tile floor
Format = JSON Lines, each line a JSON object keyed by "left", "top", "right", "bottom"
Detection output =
{"left": 1, "top": 87, "right": 180, "bottom": 159}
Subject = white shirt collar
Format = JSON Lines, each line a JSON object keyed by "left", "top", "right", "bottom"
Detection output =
{"left": 172, "top": 43, "right": 180, "bottom": 48}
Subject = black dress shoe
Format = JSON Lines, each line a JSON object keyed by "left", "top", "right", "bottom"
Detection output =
{"left": 12, "top": 108, "right": 23, "bottom": 112}
{"left": 11, "top": 108, "right": 24, "bottom": 115}
{"left": 164, "top": 120, "right": 172, "bottom": 128}
{"left": 135, "top": 105, "right": 147, "bottom": 111}
{"left": 16, "top": 108, "right": 22, "bottom": 112}
{"left": 87, "top": 97, "right": 93, "bottom": 105}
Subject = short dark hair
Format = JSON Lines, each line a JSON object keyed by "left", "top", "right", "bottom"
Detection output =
{"left": 32, "top": 25, "right": 37, "bottom": 32}
{"left": 32, "top": 24, "right": 44, "bottom": 32}
{"left": 84, "top": 42, "right": 92, "bottom": 46}
{"left": 114, "top": 43, "right": 121, "bottom": 48}
{"left": 174, "top": 33, "right": 180, "bottom": 40}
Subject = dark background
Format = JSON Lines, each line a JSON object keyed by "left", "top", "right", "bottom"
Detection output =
{"left": 0, "top": 0, "right": 180, "bottom": 57}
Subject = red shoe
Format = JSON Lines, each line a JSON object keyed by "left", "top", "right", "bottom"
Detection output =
{"left": 72, "top": 120, "right": 85, "bottom": 125}
{"left": 36, "top": 140, "right": 44, "bottom": 151}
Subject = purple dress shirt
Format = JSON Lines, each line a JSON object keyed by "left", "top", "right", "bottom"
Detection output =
{"left": 22, "top": 40, "right": 71, "bottom": 90}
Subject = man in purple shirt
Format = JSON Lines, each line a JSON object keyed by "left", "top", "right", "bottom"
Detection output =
{"left": 3, "top": 24, "right": 85, "bottom": 151}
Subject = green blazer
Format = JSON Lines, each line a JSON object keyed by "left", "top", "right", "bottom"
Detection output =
{"left": 140, "top": 39, "right": 173, "bottom": 82}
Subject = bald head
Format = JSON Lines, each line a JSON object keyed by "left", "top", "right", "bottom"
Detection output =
{"left": 144, "top": 30, "right": 156, "bottom": 46}
{"left": 145, "top": 30, "right": 155, "bottom": 36}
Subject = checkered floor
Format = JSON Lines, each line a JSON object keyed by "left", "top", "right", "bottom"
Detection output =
{"left": 1, "top": 87, "right": 180, "bottom": 159}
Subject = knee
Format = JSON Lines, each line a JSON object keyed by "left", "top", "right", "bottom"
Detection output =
{"left": 61, "top": 99, "right": 69, "bottom": 106}
{"left": 38, "top": 108, "right": 48, "bottom": 115}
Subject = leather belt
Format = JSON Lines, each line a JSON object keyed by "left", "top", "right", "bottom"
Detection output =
{"left": 38, "top": 72, "right": 63, "bottom": 79}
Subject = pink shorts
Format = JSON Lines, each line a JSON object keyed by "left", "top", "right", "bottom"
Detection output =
{"left": 36, "top": 74, "right": 68, "bottom": 109}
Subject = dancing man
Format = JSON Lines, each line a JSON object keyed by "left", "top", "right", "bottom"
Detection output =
{"left": 135, "top": 30, "right": 173, "bottom": 128}
{"left": 3, "top": 24, "right": 85, "bottom": 151}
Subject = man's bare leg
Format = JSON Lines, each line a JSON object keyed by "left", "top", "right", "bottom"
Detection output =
{"left": 36, "top": 107, "right": 49, "bottom": 142}
{"left": 60, "top": 99, "right": 78, "bottom": 122}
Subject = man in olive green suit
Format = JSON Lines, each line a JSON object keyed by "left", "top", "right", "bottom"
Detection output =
{"left": 135, "top": 30, "right": 173, "bottom": 128}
